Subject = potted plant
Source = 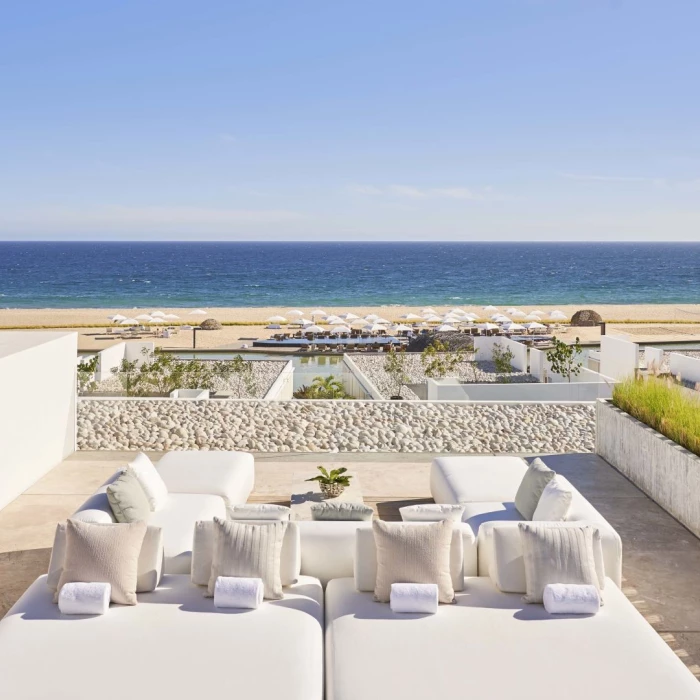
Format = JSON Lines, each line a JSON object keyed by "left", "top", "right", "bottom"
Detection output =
{"left": 305, "top": 465, "right": 352, "bottom": 498}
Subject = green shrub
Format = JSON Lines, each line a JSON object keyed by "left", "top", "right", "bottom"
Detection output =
{"left": 612, "top": 377, "right": 700, "bottom": 457}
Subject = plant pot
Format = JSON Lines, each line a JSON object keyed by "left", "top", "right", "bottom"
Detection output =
{"left": 320, "top": 482, "right": 345, "bottom": 499}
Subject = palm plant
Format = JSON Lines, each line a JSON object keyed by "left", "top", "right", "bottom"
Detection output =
{"left": 293, "top": 375, "right": 350, "bottom": 399}
{"left": 305, "top": 465, "right": 352, "bottom": 498}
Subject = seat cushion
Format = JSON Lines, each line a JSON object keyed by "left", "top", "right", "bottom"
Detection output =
{"left": 461, "top": 502, "right": 523, "bottom": 534}
{"left": 0, "top": 574, "right": 323, "bottom": 700}
{"left": 324, "top": 576, "right": 700, "bottom": 700}
{"left": 156, "top": 450, "right": 254, "bottom": 508}
{"left": 431, "top": 456, "right": 528, "bottom": 504}
{"left": 149, "top": 494, "right": 227, "bottom": 574}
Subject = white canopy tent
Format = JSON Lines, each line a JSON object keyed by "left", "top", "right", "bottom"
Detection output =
{"left": 436, "top": 324, "right": 458, "bottom": 332}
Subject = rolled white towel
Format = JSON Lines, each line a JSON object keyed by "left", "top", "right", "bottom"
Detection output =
{"left": 543, "top": 583, "right": 600, "bottom": 615}
{"left": 58, "top": 582, "right": 111, "bottom": 615}
{"left": 390, "top": 583, "right": 439, "bottom": 614}
{"left": 214, "top": 576, "right": 264, "bottom": 609}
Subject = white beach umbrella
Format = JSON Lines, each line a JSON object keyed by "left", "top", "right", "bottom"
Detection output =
{"left": 492, "top": 314, "right": 511, "bottom": 323}
{"left": 550, "top": 310, "right": 568, "bottom": 320}
{"left": 119, "top": 318, "right": 139, "bottom": 325}
{"left": 163, "top": 313, "right": 180, "bottom": 320}
{"left": 392, "top": 324, "right": 412, "bottom": 332}
{"left": 503, "top": 322, "right": 526, "bottom": 331}
{"left": 350, "top": 318, "right": 368, "bottom": 326}
{"left": 483, "top": 305, "right": 498, "bottom": 312}
{"left": 363, "top": 323, "right": 387, "bottom": 332}
{"left": 328, "top": 318, "right": 347, "bottom": 325}
{"left": 340, "top": 312, "right": 360, "bottom": 320}
{"left": 449, "top": 308, "right": 465, "bottom": 315}
{"left": 325, "top": 315, "right": 343, "bottom": 323}
{"left": 287, "top": 310, "right": 305, "bottom": 317}
{"left": 425, "top": 315, "right": 442, "bottom": 323}
{"left": 330, "top": 326, "right": 351, "bottom": 334}
{"left": 135, "top": 314, "right": 153, "bottom": 321}
{"left": 524, "top": 322, "right": 546, "bottom": 330}
{"left": 189, "top": 309, "right": 207, "bottom": 316}
{"left": 375, "top": 317, "right": 391, "bottom": 324}
{"left": 464, "top": 312, "right": 480, "bottom": 320}
{"left": 477, "top": 322, "right": 499, "bottom": 331}
{"left": 436, "top": 324, "right": 458, "bottom": 332}
{"left": 511, "top": 310, "right": 527, "bottom": 319}
{"left": 365, "top": 314, "right": 380, "bottom": 322}
{"left": 304, "top": 324, "right": 325, "bottom": 333}
{"left": 420, "top": 308, "right": 436, "bottom": 315}
{"left": 531, "top": 310, "right": 545, "bottom": 316}
{"left": 266, "top": 315, "right": 287, "bottom": 323}
{"left": 506, "top": 308, "right": 519, "bottom": 315}
{"left": 525, "top": 313, "right": 542, "bottom": 321}
{"left": 109, "top": 314, "right": 127, "bottom": 322}
{"left": 400, "top": 313, "right": 422, "bottom": 321}
{"left": 310, "top": 309, "right": 326, "bottom": 315}
{"left": 150, "top": 311, "right": 166, "bottom": 318}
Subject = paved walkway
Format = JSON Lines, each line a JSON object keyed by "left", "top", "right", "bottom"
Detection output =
{"left": 1, "top": 450, "right": 699, "bottom": 676}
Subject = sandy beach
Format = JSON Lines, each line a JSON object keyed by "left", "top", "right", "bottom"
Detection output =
{"left": 1, "top": 304, "right": 700, "bottom": 351}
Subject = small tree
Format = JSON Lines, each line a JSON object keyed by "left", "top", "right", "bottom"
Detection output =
{"left": 492, "top": 342, "right": 514, "bottom": 384}
{"left": 228, "top": 355, "right": 257, "bottom": 397}
{"left": 111, "top": 358, "right": 142, "bottom": 396}
{"left": 383, "top": 346, "right": 410, "bottom": 398}
{"left": 546, "top": 336, "right": 583, "bottom": 383}
{"left": 420, "top": 339, "right": 464, "bottom": 379}
{"left": 77, "top": 356, "right": 99, "bottom": 394}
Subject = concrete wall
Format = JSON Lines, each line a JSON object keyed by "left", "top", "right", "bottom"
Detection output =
{"left": 427, "top": 375, "right": 613, "bottom": 401}
{"left": 600, "top": 336, "right": 639, "bottom": 380}
{"left": 342, "top": 355, "right": 384, "bottom": 399}
{"left": 263, "top": 360, "right": 294, "bottom": 400}
{"left": 95, "top": 341, "right": 126, "bottom": 381}
{"left": 529, "top": 347, "right": 545, "bottom": 381}
{"left": 474, "top": 336, "right": 528, "bottom": 371}
{"left": 668, "top": 353, "right": 700, "bottom": 386}
{"left": 77, "top": 398, "right": 596, "bottom": 453}
{"left": 644, "top": 346, "right": 665, "bottom": 373}
{"left": 0, "top": 332, "right": 77, "bottom": 510}
{"left": 596, "top": 400, "right": 700, "bottom": 538}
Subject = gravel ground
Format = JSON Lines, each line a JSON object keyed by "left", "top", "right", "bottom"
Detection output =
{"left": 351, "top": 353, "right": 538, "bottom": 400}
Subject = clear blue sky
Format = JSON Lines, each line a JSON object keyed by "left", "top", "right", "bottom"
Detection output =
{"left": 1, "top": 1, "right": 699, "bottom": 241}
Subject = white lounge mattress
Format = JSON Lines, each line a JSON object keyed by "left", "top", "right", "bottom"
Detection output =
{"left": 0, "top": 574, "right": 323, "bottom": 700}
{"left": 325, "top": 576, "right": 700, "bottom": 700}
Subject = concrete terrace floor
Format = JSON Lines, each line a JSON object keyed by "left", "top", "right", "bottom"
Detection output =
{"left": 1, "top": 451, "right": 700, "bottom": 677}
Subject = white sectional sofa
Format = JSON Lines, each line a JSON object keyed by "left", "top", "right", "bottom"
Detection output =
{"left": 324, "top": 527, "right": 700, "bottom": 700}
{"left": 63, "top": 450, "right": 255, "bottom": 574}
{"left": 430, "top": 455, "right": 623, "bottom": 585}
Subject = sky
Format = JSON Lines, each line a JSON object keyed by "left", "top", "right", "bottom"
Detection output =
{"left": 1, "top": 0, "right": 699, "bottom": 241}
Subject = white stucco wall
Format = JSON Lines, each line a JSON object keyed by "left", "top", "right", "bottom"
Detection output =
{"left": 599, "top": 336, "right": 639, "bottom": 380}
{"left": 95, "top": 341, "right": 126, "bottom": 381}
{"left": 263, "top": 361, "right": 294, "bottom": 400}
{"left": 0, "top": 332, "right": 77, "bottom": 510}
{"left": 668, "top": 353, "right": 700, "bottom": 386}
{"left": 474, "top": 336, "right": 528, "bottom": 371}
{"left": 643, "top": 346, "right": 664, "bottom": 372}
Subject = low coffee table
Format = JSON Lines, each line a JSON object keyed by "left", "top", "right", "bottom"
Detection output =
{"left": 290, "top": 472, "right": 364, "bottom": 521}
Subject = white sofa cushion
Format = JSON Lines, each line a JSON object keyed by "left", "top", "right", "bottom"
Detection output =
{"left": 399, "top": 504, "right": 465, "bottom": 522}
{"left": 519, "top": 523, "right": 601, "bottom": 603}
{"left": 461, "top": 501, "right": 523, "bottom": 534}
{"left": 355, "top": 523, "right": 468, "bottom": 593}
{"left": 229, "top": 504, "right": 291, "bottom": 520}
{"left": 533, "top": 475, "right": 573, "bottom": 521}
{"left": 149, "top": 493, "right": 227, "bottom": 574}
{"left": 514, "top": 458, "right": 556, "bottom": 520}
{"left": 431, "top": 456, "right": 528, "bottom": 504}
{"left": 371, "top": 520, "right": 455, "bottom": 604}
{"left": 156, "top": 450, "right": 254, "bottom": 508}
{"left": 489, "top": 522, "right": 606, "bottom": 594}
{"left": 311, "top": 502, "right": 373, "bottom": 521}
{"left": 207, "top": 519, "right": 288, "bottom": 599}
{"left": 192, "top": 519, "right": 301, "bottom": 587}
{"left": 324, "top": 576, "right": 700, "bottom": 700}
{"left": 48, "top": 522, "right": 163, "bottom": 593}
{"left": 129, "top": 452, "right": 168, "bottom": 511}
{"left": 0, "top": 574, "right": 324, "bottom": 700}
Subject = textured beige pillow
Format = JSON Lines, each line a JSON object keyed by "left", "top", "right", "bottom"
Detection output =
{"left": 56, "top": 519, "right": 147, "bottom": 605}
{"left": 207, "top": 518, "right": 288, "bottom": 600}
{"left": 519, "top": 523, "right": 600, "bottom": 603}
{"left": 106, "top": 468, "right": 151, "bottom": 523}
{"left": 372, "top": 519, "right": 454, "bottom": 604}
{"left": 514, "top": 458, "right": 555, "bottom": 520}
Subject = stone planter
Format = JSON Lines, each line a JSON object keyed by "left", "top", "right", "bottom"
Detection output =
{"left": 320, "top": 482, "right": 345, "bottom": 499}
{"left": 596, "top": 399, "right": 700, "bottom": 538}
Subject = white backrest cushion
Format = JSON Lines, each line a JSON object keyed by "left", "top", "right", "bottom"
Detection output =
{"left": 129, "top": 452, "right": 168, "bottom": 512}
{"left": 48, "top": 522, "right": 163, "bottom": 593}
{"left": 532, "top": 475, "right": 573, "bottom": 521}
{"left": 229, "top": 504, "right": 291, "bottom": 520}
{"left": 489, "top": 522, "right": 606, "bottom": 594}
{"left": 355, "top": 522, "right": 465, "bottom": 593}
{"left": 191, "top": 519, "right": 300, "bottom": 587}
{"left": 400, "top": 504, "right": 465, "bottom": 522}
{"left": 514, "top": 458, "right": 555, "bottom": 520}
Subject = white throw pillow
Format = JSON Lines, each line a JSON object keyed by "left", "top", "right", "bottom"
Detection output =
{"left": 400, "top": 504, "right": 465, "bottom": 522}
{"left": 514, "top": 458, "right": 555, "bottom": 520}
{"left": 311, "top": 502, "right": 373, "bottom": 521}
{"left": 532, "top": 476, "right": 573, "bottom": 521}
{"left": 128, "top": 453, "right": 168, "bottom": 512}
{"left": 228, "top": 504, "right": 291, "bottom": 521}
{"left": 519, "top": 523, "right": 601, "bottom": 604}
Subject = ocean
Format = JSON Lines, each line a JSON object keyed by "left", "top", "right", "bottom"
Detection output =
{"left": 0, "top": 242, "right": 698, "bottom": 308}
